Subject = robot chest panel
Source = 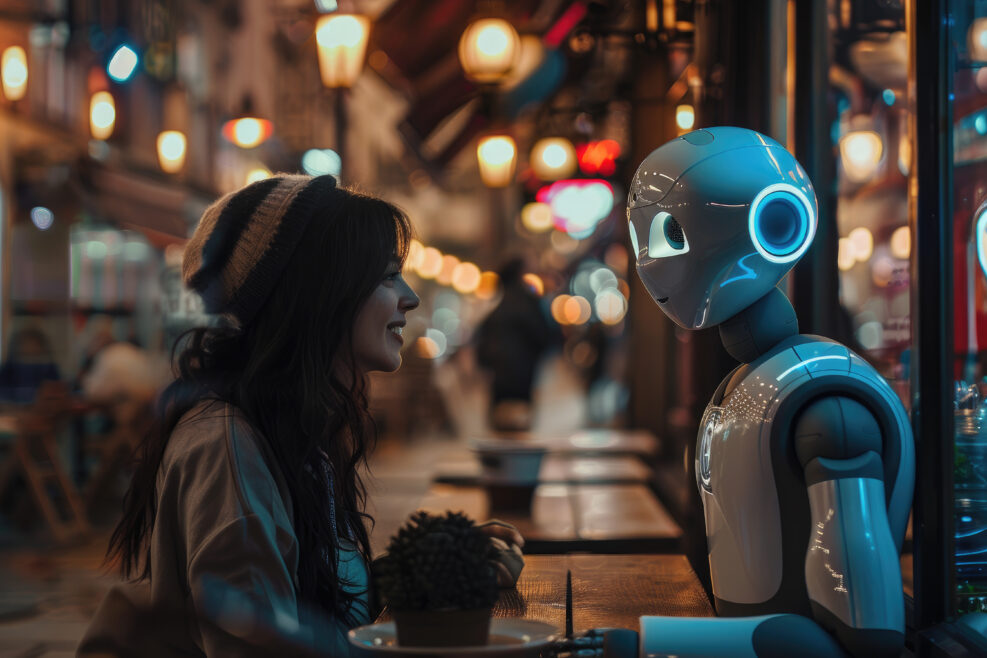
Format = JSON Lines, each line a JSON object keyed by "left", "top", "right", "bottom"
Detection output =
{"left": 697, "top": 369, "right": 787, "bottom": 604}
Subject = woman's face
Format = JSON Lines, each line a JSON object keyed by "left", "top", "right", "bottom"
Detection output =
{"left": 351, "top": 261, "right": 420, "bottom": 374}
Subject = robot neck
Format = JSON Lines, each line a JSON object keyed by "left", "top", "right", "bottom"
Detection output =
{"left": 718, "top": 287, "right": 799, "bottom": 363}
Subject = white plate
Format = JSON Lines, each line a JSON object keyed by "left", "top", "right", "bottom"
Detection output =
{"left": 347, "top": 618, "right": 559, "bottom": 657}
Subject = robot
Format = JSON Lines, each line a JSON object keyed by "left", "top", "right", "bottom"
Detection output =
{"left": 622, "top": 127, "right": 915, "bottom": 657}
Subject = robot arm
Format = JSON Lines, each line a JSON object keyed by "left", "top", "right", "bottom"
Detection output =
{"left": 793, "top": 396, "right": 905, "bottom": 658}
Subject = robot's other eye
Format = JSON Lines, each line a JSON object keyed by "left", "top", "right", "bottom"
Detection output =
{"left": 749, "top": 184, "right": 816, "bottom": 264}
{"left": 648, "top": 212, "right": 690, "bottom": 258}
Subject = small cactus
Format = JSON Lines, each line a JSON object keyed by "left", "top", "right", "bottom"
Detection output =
{"left": 375, "top": 511, "right": 499, "bottom": 611}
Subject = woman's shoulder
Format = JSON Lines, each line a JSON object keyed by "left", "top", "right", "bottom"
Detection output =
{"left": 165, "top": 399, "right": 269, "bottom": 470}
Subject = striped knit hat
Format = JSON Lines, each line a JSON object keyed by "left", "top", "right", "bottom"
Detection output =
{"left": 183, "top": 174, "right": 338, "bottom": 326}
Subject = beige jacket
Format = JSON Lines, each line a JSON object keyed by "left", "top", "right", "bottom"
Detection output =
{"left": 79, "top": 400, "right": 370, "bottom": 657}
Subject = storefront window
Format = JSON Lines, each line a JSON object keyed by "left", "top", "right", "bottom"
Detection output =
{"left": 948, "top": 0, "right": 987, "bottom": 616}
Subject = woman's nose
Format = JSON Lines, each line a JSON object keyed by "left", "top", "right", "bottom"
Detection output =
{"left": 401, "top": 283, "right": 420, "bottom": 311}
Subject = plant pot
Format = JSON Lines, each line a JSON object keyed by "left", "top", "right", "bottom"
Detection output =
{"left": 391, "top": 607, "right": 493, "bottom": 647}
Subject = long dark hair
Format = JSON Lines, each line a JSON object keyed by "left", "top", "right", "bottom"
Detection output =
{"left": 108, "top": 185, "right": 412, "bottom": 626}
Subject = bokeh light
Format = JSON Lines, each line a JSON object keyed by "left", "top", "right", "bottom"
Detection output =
{"left": 551, "top": 294, "right": 571, "bottom": 324}
{"left": 30, "top": 206, "right": 53, "bottom": 231}
{"left": 475, "top": 271, "right": 499, "bottom": 300}
{"left": 675, "top": 104, "right": 695, "bottom": 131}
{"left": 847, "top": 226, "right": 874, "bottom": 261}
{"left": 405, "top": 239, "right": 425, "bottom": 272}
{"left": 156, "top": 131, "right": 187, "bottom": 173}
{"left": 90, "top": 91, "right": 116, "bottom": 140}
{"left": 436, "top": 254, "right": 460, "bottom": 285}
{"left": 1, "top": 46, "right": 28, "bottom": 101}
{"left": 522, "top": 272, "right": 544, "bottom": 296}
{"left": 839, "top": 130, "right": 883, "bottom": 183}
{"left": 563, "top": 295, "right": 592, "bottom": 325}
{"left": 451, "top": 262, "right": 482, "bottom": 293}
{"left": 302, "top": 148, "right": 342, "bottom": 177}
{"left": 531, "top": 137, "right": 577, "bottom": 181}
{"left": 246, "top": 166, "right": 272, "bottom": 183}
{"left": 521, "top": 202, "right": 554, "bottom": 233}
{"left": 107, "top": 44, "right": 139, "bottom": 82}
{"left": 418, "top": 247, "right": 443, "bottom": 279}
{"left": 595, "top": 288, "right": 627, "bottom": 325}
{"left": 838, "top": 237, "right": 856, "bottom": 271}
{"left": 890, "top": 226, "right": 910, "bottom": 259}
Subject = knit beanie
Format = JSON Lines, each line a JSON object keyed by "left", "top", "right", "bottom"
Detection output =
{"left": 182, "top": 174, "right": 338, "bottom": 327}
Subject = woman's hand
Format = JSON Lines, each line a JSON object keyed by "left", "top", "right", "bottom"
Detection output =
{"left": 477, "top": 520, "right": 525, "bottom": 587}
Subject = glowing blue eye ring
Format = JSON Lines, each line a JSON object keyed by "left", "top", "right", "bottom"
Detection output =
{"left": 748, "top": 183, "right": 816, "bottom": 264}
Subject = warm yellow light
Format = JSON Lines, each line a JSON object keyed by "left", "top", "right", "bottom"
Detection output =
{"left": 475, "top": 271, "right": 499, "bottom": 299}
{"left": 531, "top": 137, "right": 576, "bottom": 181}
{"left": 839, "top": 130, "right": 883, "bottom": 183}
{"left": 458, "top": 18, "right": 519, "bottom": 83}
{"left": 316, "top": 13, "right": 370, "bottom": 88}
{"left": 406, "top": 239, "right": 425, "bottom": 272}
{"left": 898, "top": 134, "right": 912, "bottom": 176}
{"left": 477, "top": 135, "right": 517, "bottom": 187}
{"left": 451, "top": 262, "right": 482, "bottom": 294}
{"left": 416, "top": 336, "right": 441, "bottom": 359}
{"left": 970, "top": 18, "right": 987, "bottom": 61}
{"left": 847, "top": 226, "right": 874, "bottom": 262}
{"left": 675, "top": 104, "right": 695, "bottom": 132}
{"left": 551, "top": 294, "right": 571, "bottom": 324}
{"left": 246, "top": 166, "right": 272, "bottom": 183}
{"left": 221, "top": 116, "right": 275, "bottom": 149}
{"left": 890, "top": 225, "right": 910, "bottom": 259}
{"left": 837, "top": 237, "right": 856, "bottom": 271}
{"left": 90, "top": 91, "right": 116, "bottom": 140}
{"left": 417, "top": 247, "right": 443, "bottom": 279}
{"left": 1, "top": 46, "right": 27, "bottom": 101}
{"left": 563, "top": 295, "right": 592, "bottom": 325}
{"left": 521, "top": 202, "right": 554, "bottom": 233}
{"left": 156, "top": 131, "right": 187, "bottom": 173}
{"left": 522, "top": 273, "right": 544, "bottom": 296}
{"left": 436, "top": 254, "right": 460, "bottom": 286}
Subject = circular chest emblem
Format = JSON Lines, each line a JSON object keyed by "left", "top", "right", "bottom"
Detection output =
{"left": 699, "top": 409, "right": 722, "bottom": 492}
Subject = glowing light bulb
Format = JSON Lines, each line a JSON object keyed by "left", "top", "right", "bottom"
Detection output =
{"left": 1, "top": 46, "right": 27, "bottom": 100}
{"left": 156, "top": 131, "right": 187, "bottom": 173}
{"left": 315, "top": 14, "right": 370, "bottom": 88}
{"left": 90, "top": 91, "right": 116, "bottom": 140}
{"left": 246, "top": 166, "right": 272, "bottom": 183}
{"left": 458, "top": 18, "right": 519, "bottom": 83}
{"left": 847, "top": 226, "right": 874, "bottom": 262}
{"left": 477, "top": 135, "right": 517, "bottom": 187}
{"left": 521, "top": 202, "right": 554, "bottom": 233}
{"left": 676, "top": 104, "right": 695, "bottom": 132}
{"left": 531, "top": 137, "right": 576, "bottom": 181}
{"left": 839, "top": 130, "right": 883, "bottom": 183}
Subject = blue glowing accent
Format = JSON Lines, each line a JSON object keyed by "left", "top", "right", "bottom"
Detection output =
{"left": 977, "top": 113, "right": 987, "bottom": 135}
{"left": 977, "top": 208, "right": 987, "bottom": 279}
{"left": 748, "top": 184, "right": 814, "bottom": 263}
{"left": 107, "top": 44, "right": 139, "bottom": 82}
{"left": 882, "top": 89, "right": 896, "bottom": 106}
{"left": 775, "top": 355, "right": 848, "bottom": 382}
{"left": 962, "top": 515, "right": 974, "bottom": 523}
{"left": 719, "top": 254, "right": 758, "bottom": 287}
{"left": 628, "top": 216, "right": 641, "bottom": 259}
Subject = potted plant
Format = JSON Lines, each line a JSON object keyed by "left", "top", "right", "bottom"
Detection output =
{"left": 374, "top": 511, "right": 500, "bottom": 647}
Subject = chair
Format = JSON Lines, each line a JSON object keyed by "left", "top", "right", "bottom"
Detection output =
{"left": 0, "top": 381, "right": 90, "bottom": 543}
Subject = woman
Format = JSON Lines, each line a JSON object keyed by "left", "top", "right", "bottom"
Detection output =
{"left": 80, "top": 175, "right": 522, "bottom": 657}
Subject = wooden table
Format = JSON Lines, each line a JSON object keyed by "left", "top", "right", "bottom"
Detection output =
{"left": 419, "top": 482, "right": 682, "bottom": 553}
{"left": 434, "top": 454, "right": 654, "bottom": 486}
{"left": 471, "top": 429, "right": 661, "bottom": 459}
{"left": 380, "top": 555, "right": 714, "bottom": 631}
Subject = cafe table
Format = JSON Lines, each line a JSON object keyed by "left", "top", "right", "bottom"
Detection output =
{"left": 379, "top": 554, "right": 715, "bottom": 632}
{"left": 418, "top": 482, "right": 683, "bottom": 553}
{"left": 434, "top": 453, "right": 654, "bottom": 487}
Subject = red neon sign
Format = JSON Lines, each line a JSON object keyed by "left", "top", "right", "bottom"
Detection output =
{"left": 576, "top": 139, "right": 621, "bottom": 176}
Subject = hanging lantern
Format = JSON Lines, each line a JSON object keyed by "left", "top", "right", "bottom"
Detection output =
{"left": 1, "top": 46, "right": 27, "bottom": 101}
{"left": 676, "top": 104, "right": 695, "bottom": 132}
{"left": 157, "top": 130, "right": 187, "bottom": 173}
{"left": 477, "top": 135, "right": 517, "bottom": 187}
{"left": 90, "top": 91, "right": 116, "bottom": 140}
{"left": 458, "top": 18, "right": 520, "bottom": 83}
{"left": 316, "top": 14, "right": 371, "bottom": 88}
{"left": 530, "top": 137, "right": 576, "bottom": 181}
{"left": 839, "top": 130, "right": 883, "bottom": 183}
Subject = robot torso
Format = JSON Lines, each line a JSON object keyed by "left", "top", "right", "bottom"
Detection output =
{"left": 696, "top": 335, "right": 913, "bottom": 617}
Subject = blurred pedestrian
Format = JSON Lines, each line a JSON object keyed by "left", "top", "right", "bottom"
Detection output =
{"left": 0, "top": 327, "right": 61, "bottom": 405}
{"left": 475, "top": 258, "right": 561, "bottom": 432}
{"left": 80, "top": 175, "right": 523, "bottom": 657}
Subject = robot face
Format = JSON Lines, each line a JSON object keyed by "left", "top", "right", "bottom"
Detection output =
{"left": 627, "top": 127, "right": 817, "bottom": 329}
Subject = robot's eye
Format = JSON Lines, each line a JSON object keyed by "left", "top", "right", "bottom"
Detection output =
{"left": 749, "top": 184, "right": 816, "bottom": 264}
{"left": 648, "top": 212, "right": 690, "bottom": 258}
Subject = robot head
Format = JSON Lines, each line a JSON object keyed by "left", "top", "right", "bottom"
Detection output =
{"left": 627, "top": 127, "right": 817, "bottom": 329}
